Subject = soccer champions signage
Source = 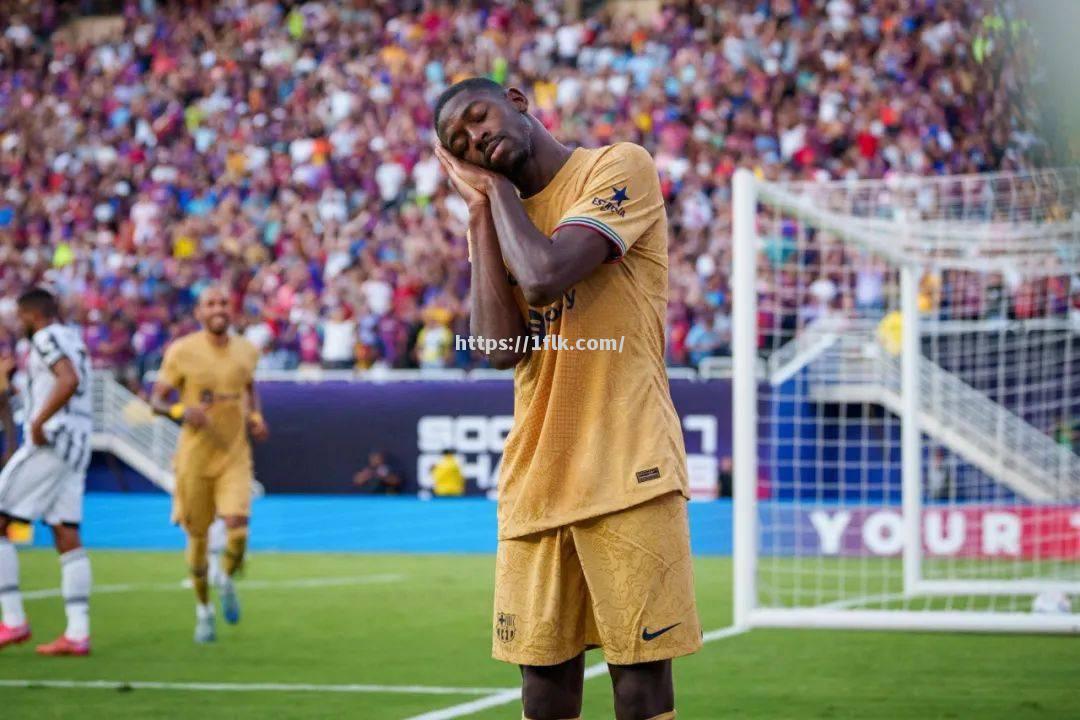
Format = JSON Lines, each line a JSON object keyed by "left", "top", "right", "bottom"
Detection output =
{"left": 253, "top": 379, "right": 731, "bottom": 499}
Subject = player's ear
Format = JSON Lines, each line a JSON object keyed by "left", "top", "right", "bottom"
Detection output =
{"left": 505, "top": 87, "right": 529, "bottom": 114}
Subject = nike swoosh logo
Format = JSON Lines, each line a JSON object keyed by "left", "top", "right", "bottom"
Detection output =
{"left": 641, "top": 623, "right": 681, "bottom": 641}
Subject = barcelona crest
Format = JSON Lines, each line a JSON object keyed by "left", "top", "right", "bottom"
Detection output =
{"left": 495, "top": 612, "right": 516, "bottom": 643}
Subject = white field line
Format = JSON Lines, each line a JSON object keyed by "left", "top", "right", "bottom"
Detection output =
{"left": 816, "top": 577, "right": 1080, "bottom": 611}
{"left": 821, "top": 592, "right": 908, "bottom": 610}
{"left": 22, "top": 573, "right": 404, "bottom": 600}
{"left": 404, "top": 625, "right": 749, "bottom": 720}
{"left": 0, "top": 679, "right": 505, "bottom": 696}
{"left": 0, "top": 621, "right": 749, "bottom": 714}
{"left": 400, "top": 689, "right": 523, "bottom": 719}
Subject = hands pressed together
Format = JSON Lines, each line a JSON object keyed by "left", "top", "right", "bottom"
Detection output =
{"left": 433, "top": 143, "right": 501, "bottom": 211}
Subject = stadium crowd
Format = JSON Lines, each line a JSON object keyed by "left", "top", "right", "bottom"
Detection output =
{"left": 0, "top": 0, "right": 1055, "bottom": 378}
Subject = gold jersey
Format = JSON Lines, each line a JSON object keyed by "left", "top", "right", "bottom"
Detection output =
{"left": 159, "top": 330, "right": 260, "bottom": 478}
{"left": 498, "top": 142, "right": 689, "bottom": 539}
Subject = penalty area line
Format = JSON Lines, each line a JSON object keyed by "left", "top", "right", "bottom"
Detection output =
{"left": 0, "top": 679, "right": 507, "bottom": 696}
{"left": 404, "top": 625, "right": 749, "bottom": 720}
{"left": 22, "top": 573, "right": 405, "bottom": 601}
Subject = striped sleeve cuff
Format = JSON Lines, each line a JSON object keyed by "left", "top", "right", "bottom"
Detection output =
{"left": 555, "top": 216, "right": 628, "bottom": 263}
{"left": 33, "top": 338, "right": 64, "bottom": 367}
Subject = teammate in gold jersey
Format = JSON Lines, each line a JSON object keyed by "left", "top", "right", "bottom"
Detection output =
{"left": 150, "top": 286, "right": 267, "bottom": 643}
{"left": 434, "top": 78, "right": 700, "bottom": 720}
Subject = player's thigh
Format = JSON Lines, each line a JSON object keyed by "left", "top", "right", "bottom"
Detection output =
{"left": 42, "top": 461, "right": 86, "bottom": 528}
{"left": 493, "top": 526, "right": 589, "bottom": 667}
{"left": 175, "top": 472, "right": 216, "bottom": 537}
{"left": 214, "top": 463, "right": 253, "bottom": 520}
{"left": 571, "top": 491, "right": 702, "bottom": 665}
{"left": 0, "top": 446, "right": 67, "bottom": 523}
{"left": 0, "top": 445, "right": 34, "bottom": 505}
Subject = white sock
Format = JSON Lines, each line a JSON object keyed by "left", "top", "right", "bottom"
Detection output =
{"left": 208, "top": 550, "right": 223, "bottom": 583}
{"left": 60, "top": 548, "right": 91, "bottom": 641}
{"left": 196, "top": 603, "right": 214, "bottom": 620}
{"left": 209, "top": 519, "right": 226, "bottom": 553}
{"left": 208, "top": 520, "right": 226, "bottom": 586}
{"left": 0, "top": 539, "right": 25, "bottom": 627}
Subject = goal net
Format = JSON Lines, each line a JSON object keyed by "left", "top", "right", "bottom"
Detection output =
{"left": 731, "top": 168, "right": 1080, "bottom": 633}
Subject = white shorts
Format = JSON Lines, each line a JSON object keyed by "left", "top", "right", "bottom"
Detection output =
{"left": 0, "top": 444, "right": 86, "bottom": 526}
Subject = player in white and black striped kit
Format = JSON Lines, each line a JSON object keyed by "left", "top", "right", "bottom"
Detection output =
{"left": 0, "top": 288, "right": 93, "bottom": 656}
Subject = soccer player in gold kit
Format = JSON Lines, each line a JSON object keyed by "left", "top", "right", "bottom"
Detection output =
{"left": 151, "top": 286, "right": 267, "bottom": 643}
{"left": 434, "top": 78, "right": 701, "bottom": 720}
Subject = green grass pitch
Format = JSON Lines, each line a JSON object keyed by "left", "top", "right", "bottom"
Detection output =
{"left": 2, "top": 550, "right": 1077, "bottom": 719}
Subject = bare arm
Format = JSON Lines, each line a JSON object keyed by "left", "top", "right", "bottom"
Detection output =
{"left": 30, "top": 357, "right": 80, "bottom": 445}
{"left": 483, "top": 174, "right": 610, "bottom": 307}
{"left": 149, "top": 380, "right": 175, "bottom": 417}
{"left": 468, "top": 205, "right": 529, "bottom": 368}
{"left": 435, "top": 144, "right": 528, "bottom": 368}
{"left": 150, "top": 380, "right": 208, "bottom": 428}
{"left": 246, "top": 381, "right": 269, "bottom": 442}
{"left": 0, "top": 356, "right": 14, "bottom": 463}
{"left": 0, "top": 394, "right": 14, "bottom": 465}
{"left": 433, "top": 145, "right": 608, "bottom": 308}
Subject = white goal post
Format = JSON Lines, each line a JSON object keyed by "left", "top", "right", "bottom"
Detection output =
{"left": 732, "top": 167, "right": 1080, "bottom": 634}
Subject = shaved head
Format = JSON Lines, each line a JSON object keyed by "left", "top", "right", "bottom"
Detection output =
{"left": 434, "top": 80, "right": 534, "bottom": 175}
{"left": 433, "top": 77, "right": 506, "bottom": 137}
{"left": 195, "top": 284, "right": 231, "bottom": 336}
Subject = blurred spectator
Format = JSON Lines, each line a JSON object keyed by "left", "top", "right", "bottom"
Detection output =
{"left": 718, "top": 455, "right": 733, "bottom": 498}
{"left": 0, "top": 0, "right": 1044, "bottom": 376}
{"left": 352, "top": 451, "right": 402, "bottom": 495}
{"left": 320, "top": 306, "right": 357, "bottom": 370}
{"left": 927, "top": 447, "right": 955, "bottom": 500}
{"left": 431, "top": 451, "right": 466, "bottom": 497}
{"left": 1055, "top": 415, "right": 1079, "bottom": 455}
{"left": 685, "top": 315, "right": 723, "bottom": 367}
{"left": 414, "top": 313, "right": 453, "bottom": 369}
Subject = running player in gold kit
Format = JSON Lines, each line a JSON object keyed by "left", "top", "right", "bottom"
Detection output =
{"left": 150, "top": 286, "right": 267, "bottom": 643}
{"left": 435, "top": 78, "right": 700, "bottom": 720}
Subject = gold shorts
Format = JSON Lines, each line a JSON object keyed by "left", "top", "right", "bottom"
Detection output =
{"left": 493, "top": 491, "right": 702, "bottom": 667}
{"left": 173, "top": 462, "right": 252, "bottom": 535}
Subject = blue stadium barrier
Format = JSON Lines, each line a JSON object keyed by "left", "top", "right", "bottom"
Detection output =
{"left": 28, "top": 493, "right": 734, "bottom": 555}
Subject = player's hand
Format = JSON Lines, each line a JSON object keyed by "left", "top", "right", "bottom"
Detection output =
{"left": 184, "top": 405, "right": 209, "bottom": 429}
{"left": 434, "top": 144, "right": 494, "bottom": 210}
{"left": 248, "top": 414, "right": 269, "bottom": 443}
{"left": 30, "top": 418, "right": 47, "bottom": 446}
